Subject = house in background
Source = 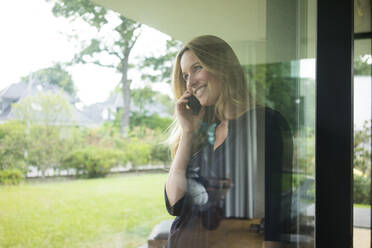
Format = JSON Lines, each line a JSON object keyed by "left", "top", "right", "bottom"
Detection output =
{"left": 0, "top": 81, "right": 98, "bottom": 127}
{"left": 0, "top": 81, "right": 172, "bottom": 127}
{"left": 83, "top": 92, "right": 172, "bottom": 124}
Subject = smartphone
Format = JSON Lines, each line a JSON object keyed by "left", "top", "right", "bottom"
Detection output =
{"left": 186, "top": 95, "right": 201, "bottom": 115}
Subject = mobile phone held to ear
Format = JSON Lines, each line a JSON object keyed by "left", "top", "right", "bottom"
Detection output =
{"left": 186, "top": 95, "right": 201, "bottom": 115}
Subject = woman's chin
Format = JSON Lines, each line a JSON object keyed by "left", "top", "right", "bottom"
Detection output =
{"left": 197, "top": 96, "right": 208, "bottom": 106}
{"left": 199, "top": 101, "right": 208, "bottom": 107}
{"left": 200, "top": 99, "right": 216, "bottom": 107}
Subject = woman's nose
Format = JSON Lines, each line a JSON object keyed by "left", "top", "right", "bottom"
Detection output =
{"left": 186, "top": 74, "right": 196, "bottom": 90}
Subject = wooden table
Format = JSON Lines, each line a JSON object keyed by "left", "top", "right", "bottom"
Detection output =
{"left": 148, "top": 218, "right": 264, "bottom": 248}
{"left": 148, "top": 218, "right": 314, "bottom": 248}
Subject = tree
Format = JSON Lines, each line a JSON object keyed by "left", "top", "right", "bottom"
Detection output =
{"left": 105, "top": 85, "right": 173, "bottom": 131}
{"left": 62, "top": 146, "right": 122, "bottom": 178}
{"left": 12, "top": 92, "right": 74, "bottom": 178}
{"left": 131, "top": 86, "right": 156, "bottom": 115}
{"left": 353, "top": 120, "right": 371, "bottom": 204}
{"left": 354, "top": 55, "right": 371, "bottom": 76}
{"left": 124, "top": 138, "right": 151, "bottom": 170}
{"left": 48, "top": 0, "right": 142, "bottom": 137}
{"left": 132, "top": 35, "right": 178, "bottom": 121}
{"left": 21, "top": 63, "right": 77, "bottom": 100}
{"left": 139, "top": 39, "right": 183, "bottom": 84}
{"left": 129, "top": 86, "right": 173, "bottom": 132}
{"left": 12, "top": 91, "right": 73, "bottom": 126}
{"left": 244, "top": 62, "right": 300, "bottom": 131}
{"left": 0, "top": 121, "right": 28, "bottom": 173}
{"left": 155, "top": 92, "right": 174, "bottom": 116}
{"left": 354, "top": 120, "right": 371, "bottom": 176}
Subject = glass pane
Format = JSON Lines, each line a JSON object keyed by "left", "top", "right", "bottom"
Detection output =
{"left": 162, "top": 0, "right": 316, "bottom": 247}
{"left": 354, "top": 38, "right": 371, "bottom": 248}
{"left": 355, "top": 0, "right": 372, "bottom": 33}
{"left": 0, "top": 0, "right": 317, "bottom": 247}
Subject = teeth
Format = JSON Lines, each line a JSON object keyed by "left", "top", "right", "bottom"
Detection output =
{"left": 195, "top": 86, "right": 206, "bottom": 96}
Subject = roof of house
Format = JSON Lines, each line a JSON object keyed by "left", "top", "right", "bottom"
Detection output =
{"left": 0, "top": 81, "right": 171, "bottom": 127}
{"left": 0, "top": 81, "right": 99, "bottom": 127}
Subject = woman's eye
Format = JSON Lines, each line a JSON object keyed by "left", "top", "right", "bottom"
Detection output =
{"left": 194, "top": 65, "right": 203, "bottom": 71}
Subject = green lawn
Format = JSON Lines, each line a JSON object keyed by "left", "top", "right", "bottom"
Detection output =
{"left": 354, "top": 203, "right": 371, "bottom": 209}
{"left": 0, "top": 173, "right": 171, "bottom": 248}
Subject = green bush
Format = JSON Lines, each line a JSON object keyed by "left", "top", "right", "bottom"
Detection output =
{"left": 0, "top": 121, "right": 28, "bottom": 173}
{"left": 62, "top": 146, "right": 122, "bottom": 178}
{"left": 354, "top": 174, "right": 370, "bottom": 205}
{"left": 0, "top": 169, "right": 23, "bottom": 185}
{"left": 130, "top": 113, "right": 172, "bottom": 132}
{"left": 124, "top": 139, "right": 152, "bottom": 168}
{"left": 151, "top": 143, "right": 171, "bottom": 166}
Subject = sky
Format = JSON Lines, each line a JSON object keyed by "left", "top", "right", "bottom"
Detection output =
{"left": 0, "top": 0, "right": 172, "bottom": 106}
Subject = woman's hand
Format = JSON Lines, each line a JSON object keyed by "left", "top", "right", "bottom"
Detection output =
{"left": 176, "top": 90, "right": 205, "bottom": 134}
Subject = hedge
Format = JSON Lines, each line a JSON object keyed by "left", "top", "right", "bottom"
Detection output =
{"left": 0, "top": 169, "right": 23, "bottom": 185}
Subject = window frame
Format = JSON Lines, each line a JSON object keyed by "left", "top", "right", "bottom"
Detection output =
{"left": 316, "top": 0, "right": 354, "bottom": 247}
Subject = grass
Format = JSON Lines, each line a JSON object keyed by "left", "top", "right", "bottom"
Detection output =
{"left": 354, "top": 203, "right": 371, "bottom": 209}
{"left": 0, "top": 173, "right": 171, "bottom": 248}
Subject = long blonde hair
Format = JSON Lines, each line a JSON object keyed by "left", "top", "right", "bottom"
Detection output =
{"left": 168, "top": 35, "right": 255, "bottom": 157}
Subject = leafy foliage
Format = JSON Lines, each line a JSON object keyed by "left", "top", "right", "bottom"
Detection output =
{"left": 91, "top": 122, "right": 171, "bottom": 168}
{"left": 245, "top": 62, "right": 301, "bottom": 131}
{"left": 124, "top": 138, "right": 152, "bottom": 168}
{"left": 0, "top": 121, "right": 28, "bottom": 172}
{"left": 0, "top": 169, "right": 23, "bottom": 185}
{"left": 354, "top": 174, "right": 370, "bottom": 204}
{"left": 0, "top": 86, "right": 173, "bottom": 179}
{"left": 12, "top": 91, "right": 74, "bottom": 126}
{"left": 130, "top": 113, "right": 172, "bottom": 132}
{"left": 354, "top": 55, "right": 371, "bottom": 76}
{"left": 354, "top": 121, "right": 371, "bottom": 177}
{"left": 151, "top": 143, "right": 171, "bottom": 166}
{"left": 49, "top": 0, "right": 108, "bottom": 28}
{"left": 62, "top": 146, "right": 122, "bottom": 178}
{"left": 155, "top": 93, "right": 174, "bottom": 116}
{"left": 130, "top": 86, "right": 173, "bottom": 118}
{"left": 21, "top": 64, "right": 77, "bottom": 99}
{"left": 293, "top": 133, "right": 315, "bottom": 175}
{"left": 11, "top": 92, "right": 75, "bottom": 177}
{"left": 48, "top": 0, "right": 142, "bottom": 137}
{"left": 353, "top": 121, "right": 371, "bottom": 204}
{"left": 139, "top": 39, "right": 183, "bottom": 84}
{"left": 131, "top": 86, "right": 156, "bottom": 115}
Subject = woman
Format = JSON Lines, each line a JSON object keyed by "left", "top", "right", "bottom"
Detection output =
{"left": 165, "top": 35, "right": 293, "bottom": 248}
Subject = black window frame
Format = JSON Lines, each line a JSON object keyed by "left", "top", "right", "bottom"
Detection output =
{"left": 316, "top": 0, "right": 354, "bottom": 247}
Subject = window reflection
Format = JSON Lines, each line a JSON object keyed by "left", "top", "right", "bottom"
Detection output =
{"left": 354, "top": 38, "right": 371, "bottom": 248}
{"left": 164, "top": 33, "right": 315, "bottom": 247}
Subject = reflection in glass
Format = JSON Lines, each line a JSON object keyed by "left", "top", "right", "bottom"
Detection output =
{"left": 163, "top": 0, "right": 316, "bottom": 247}
{"left": 165, "top": 35, "right": 315, "bottom": 248}
{"left": 354, "top": 38, "right": 371, "bottom": 248}
{"left": 355, "top": 0, "right": 372, "bottom": 33}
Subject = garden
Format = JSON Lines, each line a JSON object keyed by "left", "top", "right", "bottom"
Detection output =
{"left": 0, "top": 1, "right": 371, "bottom": 247}
{"left": 0, "top": 173, "right": 170, "bottom": 248}
{"left": 0, "top": 79, "right": 175, "bottom": 248}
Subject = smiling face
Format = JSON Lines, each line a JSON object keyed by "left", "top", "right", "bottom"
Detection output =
{"left": 180, "top": 50, "right": 222, "bottom": 106}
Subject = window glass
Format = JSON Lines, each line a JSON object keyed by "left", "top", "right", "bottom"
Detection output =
{"left": 164, "top": 0, "right": 316, "bottom": 247}
{"left": 355, "top": 0, "right": 372, "bottom": 33}
{"left": 354, "top": 38, "right": 371, "bottom": 248}
{"left": 0, "top": 0, "right": 317, "bottom": 247}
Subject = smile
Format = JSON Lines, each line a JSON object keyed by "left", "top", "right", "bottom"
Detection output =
{"left": 194, "top": 85, "right": 207, "bottom": 97}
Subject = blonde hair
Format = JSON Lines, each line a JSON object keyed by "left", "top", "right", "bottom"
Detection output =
{"left": 168, "top": 35, "right": 256, "bottom": 157}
